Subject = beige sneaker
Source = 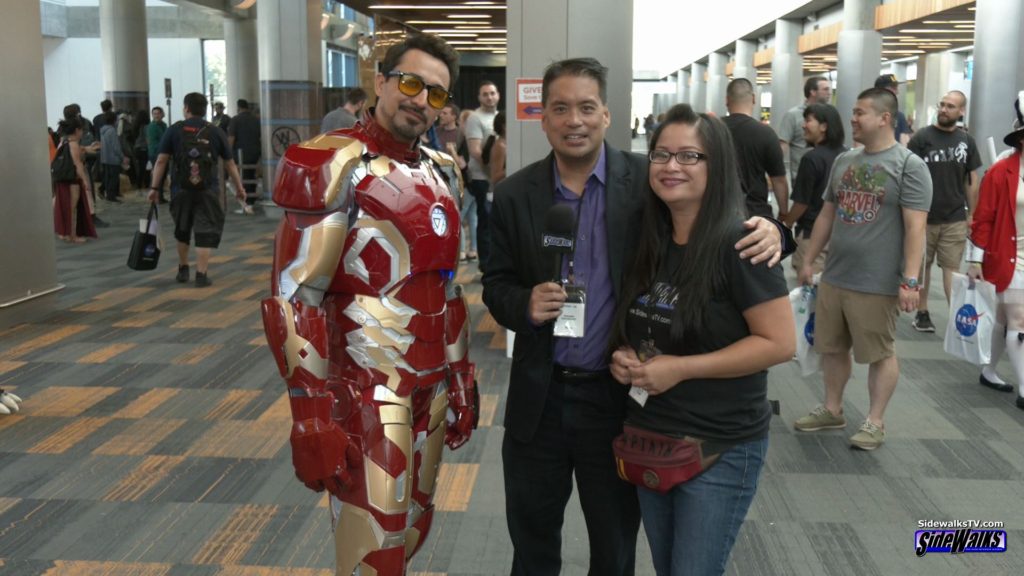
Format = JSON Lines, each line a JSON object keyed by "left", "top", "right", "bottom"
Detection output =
{"left": 850, "top": 420, "right": 885, "bottom": 450}
{"left": 794, "top": 405, "right": 846, "bottom": 432}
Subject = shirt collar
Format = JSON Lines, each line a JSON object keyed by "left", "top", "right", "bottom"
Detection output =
{"left": 553, "top": 143, "right": 607, "bottom": 199}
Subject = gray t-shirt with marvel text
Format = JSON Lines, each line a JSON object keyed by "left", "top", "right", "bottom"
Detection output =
{"left": 822, "top": 144, "right": 933, "bottom": 295}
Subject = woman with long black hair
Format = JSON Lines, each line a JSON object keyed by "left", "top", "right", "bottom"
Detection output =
{"left": 609, "top": 103, "right": 794, "bottom": 576}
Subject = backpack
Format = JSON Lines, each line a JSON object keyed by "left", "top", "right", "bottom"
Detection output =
{"left": 175, "top": 122, "right": 215, "bottom": 190}
{"left": 51, "top": 140, "right": 77, "bottom": 183}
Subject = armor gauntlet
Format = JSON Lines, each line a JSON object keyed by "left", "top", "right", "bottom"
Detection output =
{"left": 262, "top": 296, "right": 362, "bottom": 497}
{"left": 444, "top": 283, "right": 477, "bottom": 450}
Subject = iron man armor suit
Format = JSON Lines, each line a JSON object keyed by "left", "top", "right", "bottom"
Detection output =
{"left": 261, "top": 111, "right": 476, "bottom": 576}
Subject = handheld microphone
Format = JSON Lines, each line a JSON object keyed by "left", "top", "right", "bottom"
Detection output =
{"left": 541, "top": 203, "right": 576, "bottom": 283}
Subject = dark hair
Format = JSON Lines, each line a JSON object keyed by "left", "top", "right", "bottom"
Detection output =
{"left": 611, "top": 103, "right": 744, "bottom": 348}
{"left": 100, "top": 99, "right": 113, "bottom": 112}
{"left": 63, "top": 103, "right": 81, "bottom": 120}
{"left": 57, "top": 117, "right": 82, "bottom": 136}
{"left": 236, "top": 99, "right": 249, "bottom": 110}
{"left": 804, "top": 76, "right": 827, "bottom": 98}
{"left": 443, "top": 102, "right": 460, "bottom": 117}
{"left": 184, "top": 92, "right": 208, "bottom": 117}
{"left": 482, "top": 110, "right": 506, "bottom": 165}
{"left": 151, "top": 106, "right": 164, "bottom": 114}
{"left": 478, "top": 79, "right": 498, "bottom": 93}
{"left": 345, "top": 87, "right": 368, "bottom": 105}
{"left": 726, "top": 78, "right": 754, "bottom": 103}
{"left": 803, "top": 103, "right": 845, "bottom": 148}
{"left": 380, "top": 33, "right": 460, "bottom": 89}
{"left": 857, "top": 87, "right": 898, "bottom": 125}
{"left": 542, "top": 58, "right": 608, "bottom": 106}
{"left": 103, "top": 111, "right": 118, "bottom": 125}
{"left": 134, "top": 109, "right": 150, "bottom": 128}
{"left": 214, "top": 101, "right": 225, "bottom": 110}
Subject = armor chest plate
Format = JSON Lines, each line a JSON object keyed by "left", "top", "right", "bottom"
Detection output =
{"left": 332, "top": 156, "right": 459, "bottom": 299}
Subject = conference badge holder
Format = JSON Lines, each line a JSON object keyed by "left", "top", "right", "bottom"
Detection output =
{"left": 553, "top": 284, "right": 586, "bottom": 338}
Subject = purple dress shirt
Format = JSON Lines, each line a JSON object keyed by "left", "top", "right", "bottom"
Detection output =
{"left": 552, "top": 145, "right": 615, "bottom": 370}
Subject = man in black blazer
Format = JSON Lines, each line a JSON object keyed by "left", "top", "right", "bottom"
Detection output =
{"left": 483, "top": 58, "right": 789, "bottom": 576}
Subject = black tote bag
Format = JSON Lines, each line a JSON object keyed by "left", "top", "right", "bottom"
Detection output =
{"left": 127, "top": 203, "right": 161, "bottom": 271}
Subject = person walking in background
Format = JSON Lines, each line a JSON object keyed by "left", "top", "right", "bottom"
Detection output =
{"left": 966, "top": 91, "right": 1024, "bottom": 409}
{"left": 320, "top": 87, "right": 367, "bottom": 133}
{"left": 875, "top": 74, "right": 913, "bottom": 145}
{"left": 99, "top": 111, "right": 127, "bottom": 203}
{"left": 147, "top": 92, "right": 246, "bottom": 287}
{"left": 228, "top": 98, "right": 262, "bottom": 210}
{"left": 212, "top": 101, "right": 231, "bottom": 134}
{"left": 132, "top": 109, "right": 151, "bottom": 194}
{"left": 723, "top": 78, "right": 788, "bottom": 219}
{"left": 784, "top": 103, "right": 847, "bottom": 276}
{"left": 609, "top": 102, "right": 794, "bottom": 576}
{"left": 907, "top": 90, "right": 981, "bottom": 333}
{"left": 147, "top": 106, "right": 168, "bottom": 204}
{"left": 484, "top": 110, "right": 507, "bottom": 187}
{"left": 457, "top": 106, "right": 478, "bottom": 262}
{"left": 52, "top": 117, "right": 98, "bottom": 243}
{"left": 465, "top": 80, "right": 500, "bottom": 271}
{"left": 778, "top": 76, "right": 831, "bottom": 183}
{"left": 794, "top": 88, "right": 932, "bottom": 451}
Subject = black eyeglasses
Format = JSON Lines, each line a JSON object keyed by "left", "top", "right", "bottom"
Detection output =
{"left": 648, "top": 150, "right": 708, "bottom": 165}
{"left": 385, "top": 71, "right": 450, "bottom": 110}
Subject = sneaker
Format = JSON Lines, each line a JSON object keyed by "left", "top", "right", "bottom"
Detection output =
{"left": 195, "top": 272, "right": 211, "bottom": 287}
{"left": 794, "top": 405, "right": 846, "bottom": 431}
{"left": 850, "top": 420, "right": 885, "bottom": 450}
{"left": 0, "top": 391, "right": 18, "bottom": 413}
{"left": 176, "top": 265, "right": 189, "bottom": 283}
{"left": 912, "top": 311, "right": 936, "bottom": 333}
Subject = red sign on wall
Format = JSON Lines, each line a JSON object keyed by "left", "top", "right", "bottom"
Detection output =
{"left": 516, "top": 78, "right": 544, "bottom": 121}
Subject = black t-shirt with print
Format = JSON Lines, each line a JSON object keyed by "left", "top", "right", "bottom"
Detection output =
{"left": 792, "top": 144, "right": 845, "bottom": 238}
{"left": 722, "top": 114, "right": 787, "bottom": 218}
{"left": 907, "top": 125, "right": 981, "bottom": 224}
{"left": 625, "top": 224, "right": 788, "bottom": 444}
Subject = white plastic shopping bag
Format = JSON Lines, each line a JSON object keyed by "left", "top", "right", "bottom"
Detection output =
{"left": 943, "top": 273, "right": 996, "bottom": 365}
{"left": 790, "top": 284, "right": 820, "bottom": 377}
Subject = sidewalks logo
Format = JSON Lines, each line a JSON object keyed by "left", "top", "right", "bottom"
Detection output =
{"left": 915, "top": 529, "right": 1007, "bottom": 556}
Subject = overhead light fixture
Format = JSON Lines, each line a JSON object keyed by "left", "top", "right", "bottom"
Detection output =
{"left": 408, "top": 20, "right": 482, "bottom": 25}
{"left": 369, "top": 4, "right": 505, "bottom": 9}
{"left": 234, "top": 0, "right": 256, "bottom": 8}
{"left": 448, "top": 14, "right": 492, "bottom": 18}
{"left": 899, "top": 29, "right": 973, "bottom": 33}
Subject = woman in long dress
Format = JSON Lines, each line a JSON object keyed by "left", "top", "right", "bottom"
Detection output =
{"left": 53, "top": 117, "right": 98, "bottom": 243}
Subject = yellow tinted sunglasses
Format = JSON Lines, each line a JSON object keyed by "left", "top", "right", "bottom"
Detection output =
{"left": 386, "top": 71, "right": 451, "bottom": 110}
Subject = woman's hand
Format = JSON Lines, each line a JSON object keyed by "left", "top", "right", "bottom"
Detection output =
{"left": 610, "top": 347, "right": 641, "bottom": 385}
{"left": 967, "top": 263, "right": 984, "bottom": 282}
{"left": 627, "top": 355, "right": 683, "bottom": 396}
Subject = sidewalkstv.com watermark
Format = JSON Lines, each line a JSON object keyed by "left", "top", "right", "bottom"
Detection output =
{"left": 915, "top": 520, "right": 1007, "bottom": 556}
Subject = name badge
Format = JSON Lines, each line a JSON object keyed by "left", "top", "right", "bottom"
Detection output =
{"left": 553, "top": 284, "right": 586, "bottom": 338}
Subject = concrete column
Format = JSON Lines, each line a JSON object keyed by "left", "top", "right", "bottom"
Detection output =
{"left": 706, "top": 52, "right": 728, "bottom": 117}
{"left": 836, "top": 0, "right": 882, "bottom": 146}
{"left": 677, "top": 69, "right": 690, "bottom": 105}
{"left": 257, "top": 0, "right": 323, "bottom": 195}
{"left": 770, "top": 19, "right": 803, "bottom": 133}
{"left": 914, "top": 53, "right": 960, "bottom": 130}
{"left": 734, "top": 39, "right": 758, "bottom": 117}
{"left": 690, "top": 62, "right": 707, "bottom": 112}
{"left": 99, "top": 0, "right": 149, "bottom": 113}
{"left": 0, "top": 2, "right": 59, "bottom": 326}
{"left": 506, "top": 0, "right": 633, "bottom": 173}
{"left": 225, "top": 17, "right": 259, "bottom": 112}
{"left": 969, "top": 0, "right": 1024, "bottom": 165}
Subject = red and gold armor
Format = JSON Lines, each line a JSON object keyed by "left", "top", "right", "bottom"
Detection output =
{"left": 261, "top": 110, "right": 476, "bottom": 576}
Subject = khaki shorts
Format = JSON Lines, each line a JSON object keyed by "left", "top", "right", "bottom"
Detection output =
{"left": 925, "top": 221, "right": 967, "bottom": 270}
{"left": 814, "top": 281, "right": 899, "bottom": 364}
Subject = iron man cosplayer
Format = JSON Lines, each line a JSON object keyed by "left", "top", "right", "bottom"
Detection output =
{"left": 261, "top": 35, "right": 475, "bottom": 576}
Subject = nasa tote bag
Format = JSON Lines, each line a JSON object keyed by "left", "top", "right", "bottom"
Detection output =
{"left": 943, "top": 273, "right": 996, "bottom": 366}
{"left": 790, "top": 284, "right": 821, "bottom": 377}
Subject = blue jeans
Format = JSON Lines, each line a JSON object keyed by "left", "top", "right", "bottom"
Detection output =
{"left": 460, "top": 193, "right": 478, "bottom": 253}
{"left": 637, "top": 437, "right": 768, "bottom": 576}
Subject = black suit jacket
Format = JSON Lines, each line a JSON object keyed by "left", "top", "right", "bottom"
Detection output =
{"left": 482, "top": 143, "right": 648, "bottom": 443}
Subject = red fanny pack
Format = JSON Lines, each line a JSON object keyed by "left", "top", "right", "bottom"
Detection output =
{"left": 613, "top": 425, "right": 721, "bottom": 494}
